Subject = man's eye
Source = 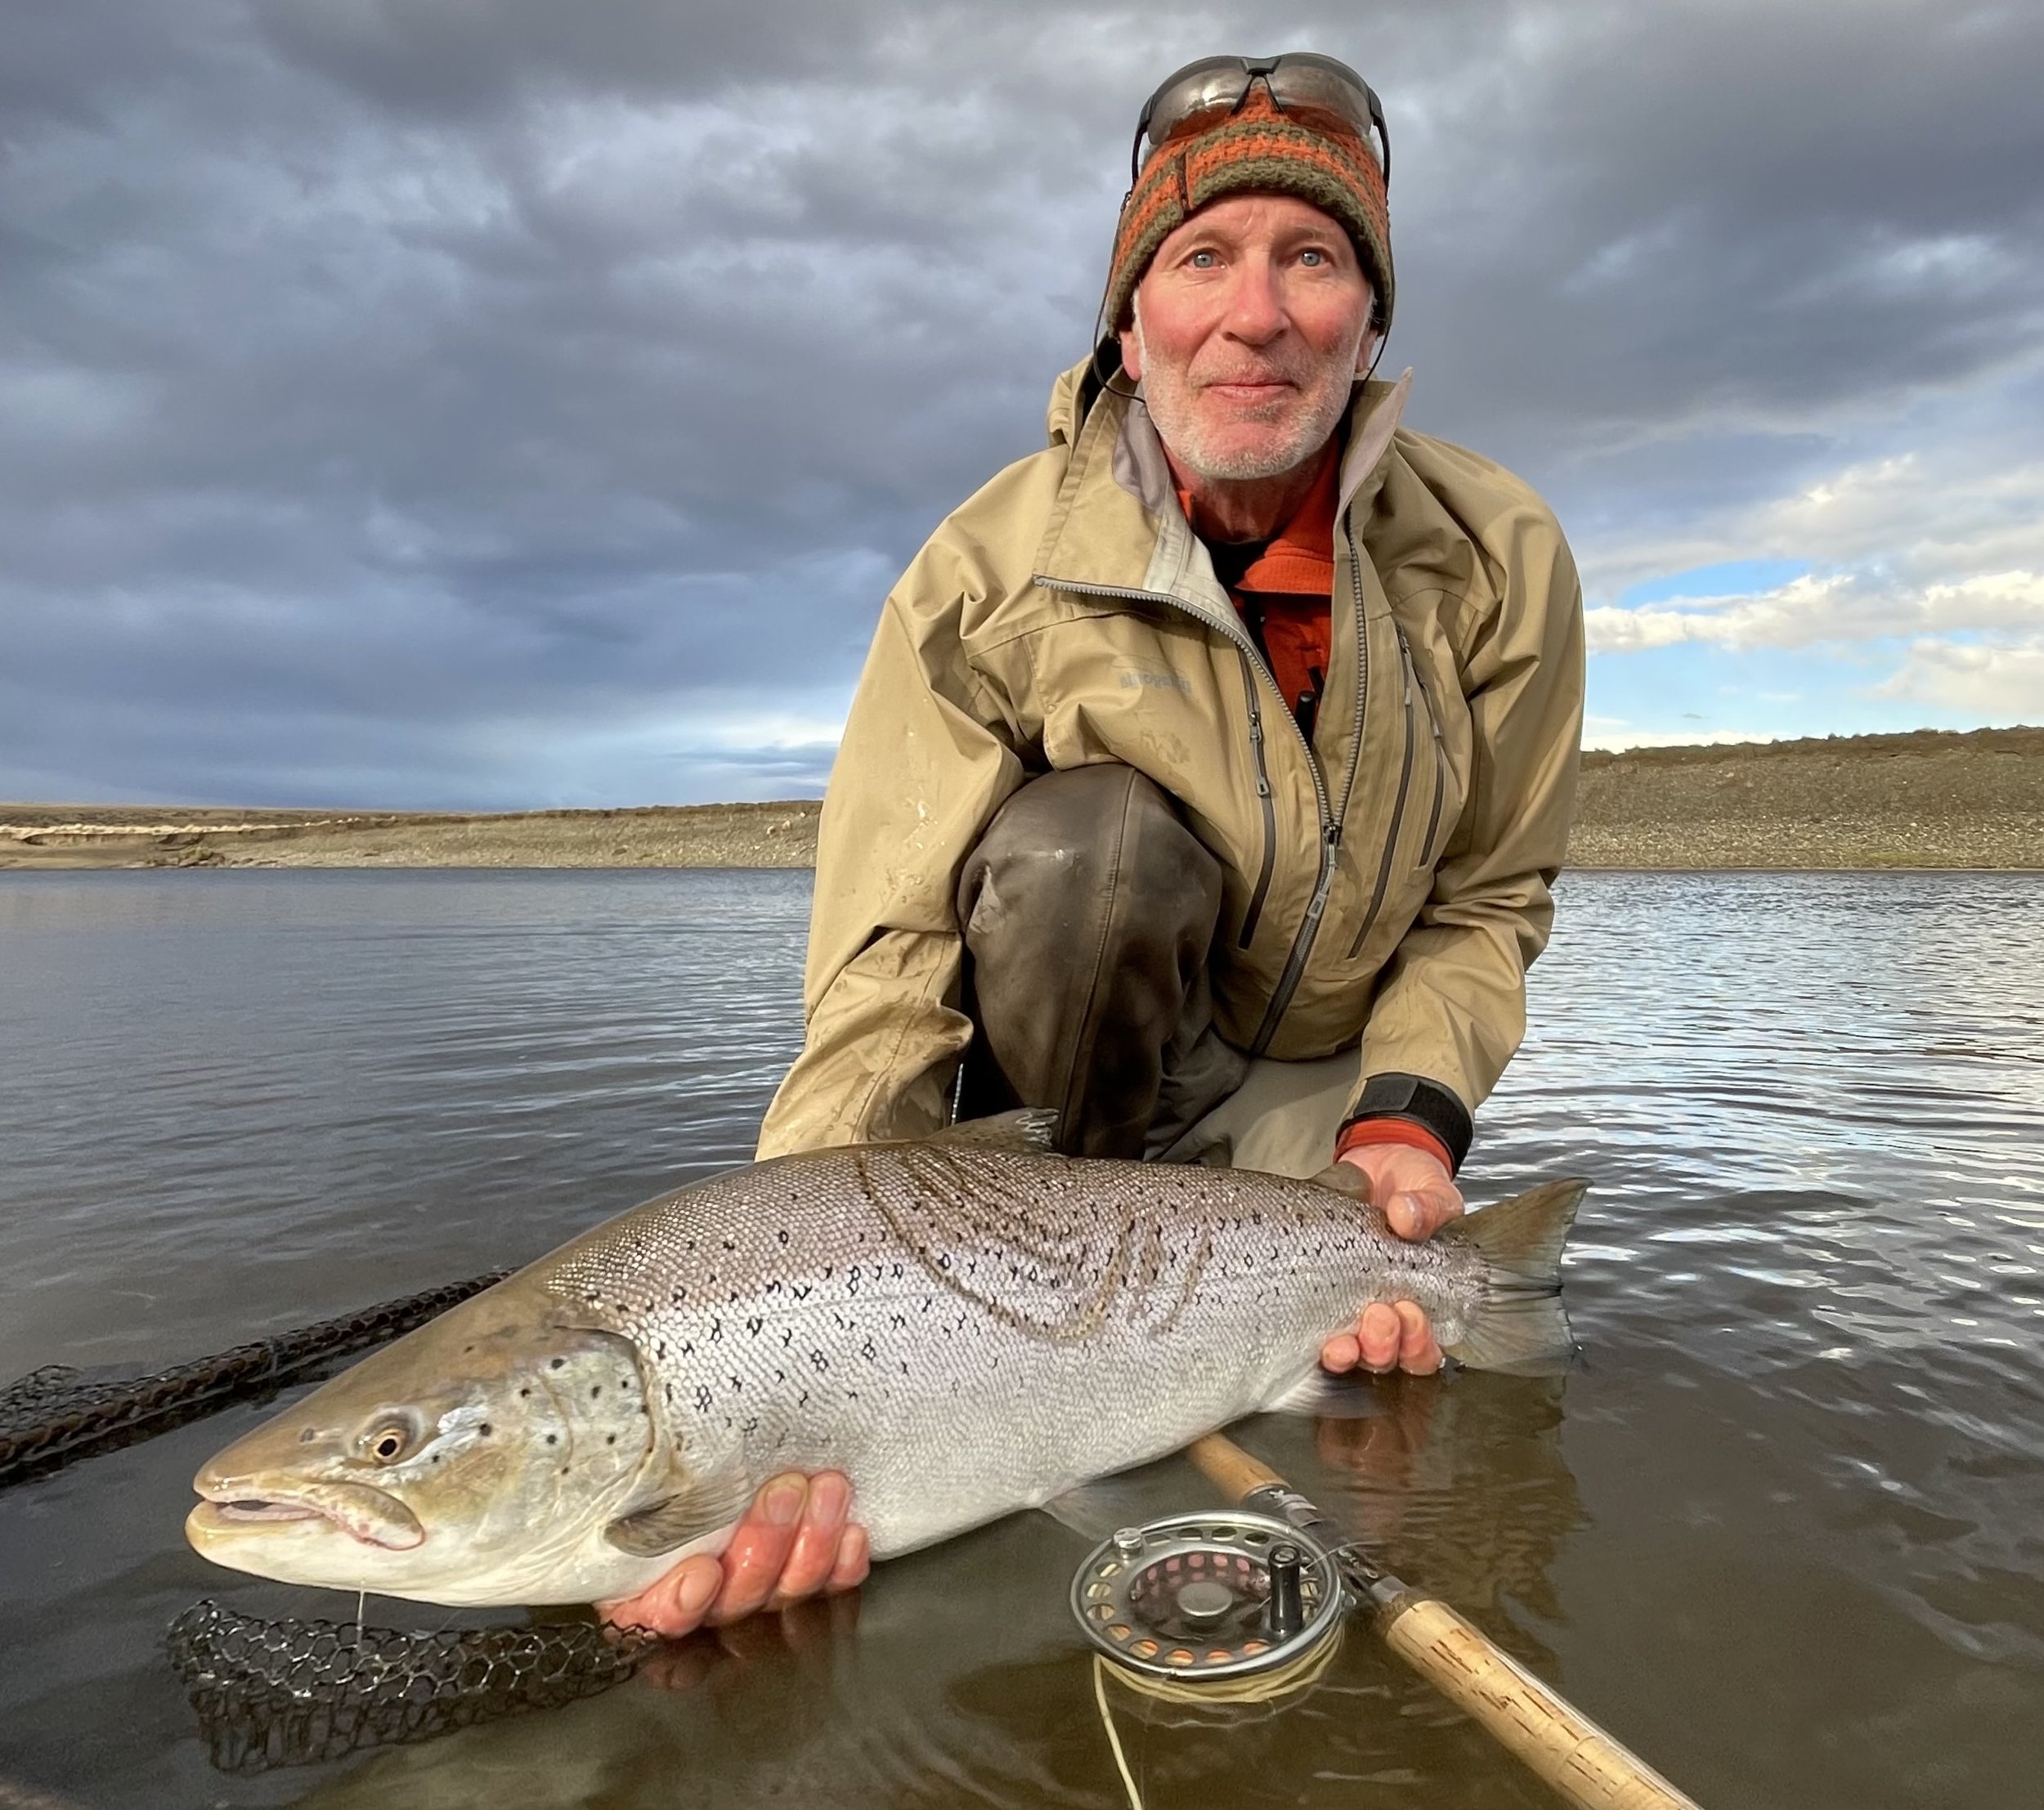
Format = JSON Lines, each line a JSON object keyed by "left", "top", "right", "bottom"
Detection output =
{"left": 1300, "top": 249, "right": 1326, "bottom": 266}
{"left": 1188, "top": 250, "right": 1217, "bottom": 269}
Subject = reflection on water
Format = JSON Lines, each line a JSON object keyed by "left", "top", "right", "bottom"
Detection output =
{"left": 0, "top": 869, "right": 2040, "bottom": 1808}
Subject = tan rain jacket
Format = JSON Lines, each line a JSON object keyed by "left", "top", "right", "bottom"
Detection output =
{"left": 756, "top": 358, "right": 1584, "bottom": 1160}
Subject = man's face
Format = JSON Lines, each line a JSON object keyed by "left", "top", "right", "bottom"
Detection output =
{"left": 1120, "top": 193, "right": 1375, "bottom": 482}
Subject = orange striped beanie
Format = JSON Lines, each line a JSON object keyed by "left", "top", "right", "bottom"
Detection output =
{"left": 1105, "top": 86, "right": 1392, "bottom": 337}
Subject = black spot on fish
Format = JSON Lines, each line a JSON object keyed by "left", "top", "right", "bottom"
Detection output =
{"left": 778, "top": 1229, "right": 790, "bottom": 1245}
{"left": 549, "top": 1358, "right": 565, "bottom": 1370}
{"left": 747, "top": 1317, "right": 762, "bottom": 1335}
{"left": 545, "top": 1435, "right": 558, "bottom": 1445}
{"left": 519, "top": 1388, "right": 531, "bottom": 1399}
{"left": 479, "top": 1423, "right": 492, "bottom": 1436}
{"left": 723, "top": 1238, "right": 736, "bottom": 1252}
{"left": 607, "top": 1434, "right": 616, "bottom": 1445}
{"left": 298, "top": 1427, "right": 316, "bottom": 1444}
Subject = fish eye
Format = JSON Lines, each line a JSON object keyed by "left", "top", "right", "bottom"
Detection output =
{"left": 360, "top": 1411, "right": 422, "bottom": 1464}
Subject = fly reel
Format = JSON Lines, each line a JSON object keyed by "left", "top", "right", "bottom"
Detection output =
{"left": 1069, "top": 1511, "right": 1346, "bottom": 1681}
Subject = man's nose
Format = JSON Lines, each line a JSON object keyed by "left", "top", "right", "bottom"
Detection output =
{"left": 1221, "top": 258, "right": 1289, "bottom": 344}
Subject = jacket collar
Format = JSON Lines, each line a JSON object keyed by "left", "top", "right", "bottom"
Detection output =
{"left": 1033, "top": 367, "right": 1413, "bottom": 608}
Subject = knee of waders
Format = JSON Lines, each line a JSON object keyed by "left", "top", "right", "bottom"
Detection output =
{"left": 957, "top": 764, "right": 1220, "bottom": 961}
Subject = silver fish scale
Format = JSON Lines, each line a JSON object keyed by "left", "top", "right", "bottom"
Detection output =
{"left": 544, "top": 1145, "right": 1485, "bottom": 1558}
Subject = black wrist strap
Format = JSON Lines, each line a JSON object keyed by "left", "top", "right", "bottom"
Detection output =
{"left": 1338, "top": 1073, "right": 1473, "bottom": 1174}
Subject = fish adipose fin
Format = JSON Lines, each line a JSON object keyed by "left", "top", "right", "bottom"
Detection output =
{"left": 1437, "top": 1178, "right": 1589, "bottom": 1376}
{"left": 603, "top": 1473, "right": 752, "bottom": 1558}
{"left": 921, "top": 1109, "right": 1060, "bottom": 1154}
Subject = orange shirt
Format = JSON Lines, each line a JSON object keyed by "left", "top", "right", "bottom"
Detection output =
{"left": 1180, "top": 455, "right": 1338, "bottom": 730}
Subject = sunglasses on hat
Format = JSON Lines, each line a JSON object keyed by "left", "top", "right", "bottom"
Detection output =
{"left": 1131, "top": 53, "right": 1390, "bottom": 188}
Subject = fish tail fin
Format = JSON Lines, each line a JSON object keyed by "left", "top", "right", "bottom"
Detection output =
{"left": 1437, "top": 1178, "right": 1588, "bottom": 1374}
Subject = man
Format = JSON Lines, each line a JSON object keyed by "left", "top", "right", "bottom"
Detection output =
{"left": 604, "top": 52, "right": 1583, "bottom": 1638}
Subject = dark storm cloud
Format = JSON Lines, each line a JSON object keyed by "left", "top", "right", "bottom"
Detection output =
{"left": 2, "top": 1, "right": 2040, "bottom": 804}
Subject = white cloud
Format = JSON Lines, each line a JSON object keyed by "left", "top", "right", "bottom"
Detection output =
{"left": 1585, "top": 566, "right": 2044, "bottom": 655}
{"left": 1874, "top": 635, "right": 2044, "bottom": 719}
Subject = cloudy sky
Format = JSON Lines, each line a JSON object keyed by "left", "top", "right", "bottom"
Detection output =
{"left": 4, "top": 0, "right": 2040, "bottom": 808}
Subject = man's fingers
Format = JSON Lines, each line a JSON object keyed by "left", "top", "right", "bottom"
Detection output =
{"left": 1387, "top": 1188, "right": 1462, "bottom": 1241}
{"left": 1358, "top": 1301, "right": 1402, "bottom": 1372}
{"left": 1319, "top": 1329, "right": 1361, "bottom": 1373}
{"left": 828, "top": 1524, "right": 871, "bottom": 1593}
{"left": 708, "top": 1472, "right": 808, "bottom": 1625}
{"left": 1393, "top": 1299, "right": 1443, "bottom": 1374}
{"left": 597, "top": 1552, "right": 721, "bottom": 1639}
{"left": 765, "top": 1471, "right": 852, "bottom": 1609}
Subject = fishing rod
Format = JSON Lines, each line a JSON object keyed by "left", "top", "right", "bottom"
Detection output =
{"left": 1070, "top": 1430, "right": 1702, "bottom": 1810}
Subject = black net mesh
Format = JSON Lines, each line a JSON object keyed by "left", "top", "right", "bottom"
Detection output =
{"left": 0, "top": 1271, "right": 509, "bottom": 1488}
{"left": 166, "top": 1600, "right": 655, "bottom": 1773}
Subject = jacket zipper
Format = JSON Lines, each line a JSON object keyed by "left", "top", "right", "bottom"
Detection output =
{"left": 1411, "top": 649, "right": 1448, "bottom": 869}
{"left": 1347, "top": 622, "right": 1419, "bottom": 961}
{"left": 1034, "top": 529, "right": 1373, "bottom": 1057}
{"left": 1235, "top": 649, "right": 1278, "bottom": 950}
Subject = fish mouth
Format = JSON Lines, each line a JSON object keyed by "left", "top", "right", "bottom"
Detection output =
{"left": 190, "top": 1479, "right": 426, "bottom": 1551}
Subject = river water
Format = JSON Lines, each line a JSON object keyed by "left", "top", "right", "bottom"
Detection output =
{"left": 0, "top": 867, "right": 2039, "bottom": 1808}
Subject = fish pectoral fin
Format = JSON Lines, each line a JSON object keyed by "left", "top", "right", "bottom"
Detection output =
{"left": 916, "top": 1109, "right": 1060, "bottom": 1154}
{"left": 603, "top": 1477, "right": 751, "bottom": 1559}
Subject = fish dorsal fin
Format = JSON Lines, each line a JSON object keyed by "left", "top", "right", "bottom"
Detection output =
{"left": 856, "top": 1136, "right": 1212, "bottom": 1344}
{"left": 603, "top": 1470, "right": 751, "bottom": 1558}
{"left": 920, "top": 1109, "right": 1060, "bottom": 1154}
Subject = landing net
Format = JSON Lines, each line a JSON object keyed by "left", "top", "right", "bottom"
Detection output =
{"left": 165, "top": 1600, "right": 653, "bottom": 1773}
{"left": 0, "top": 1271, "right": 508, "bottom": 1488}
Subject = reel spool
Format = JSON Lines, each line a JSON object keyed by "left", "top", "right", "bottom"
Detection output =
{"left": 1069, "top": 1511, "right": 1345, "bottom": 1681}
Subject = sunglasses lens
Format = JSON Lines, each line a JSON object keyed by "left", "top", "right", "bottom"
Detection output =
{"left": 1137, "top": 53, "right": 1386, "bottom": 177}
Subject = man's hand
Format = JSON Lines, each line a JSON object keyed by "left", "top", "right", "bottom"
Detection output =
{"left": 596, "top": 1470, "right": 869, "bottom": 1638}
{"left": 1320, "top": 1140, "right": 1465, "bottom": 1377}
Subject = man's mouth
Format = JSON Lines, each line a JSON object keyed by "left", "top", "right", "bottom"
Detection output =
{"left": 191, "top": 1480, "right": 426, "bottom": 1550}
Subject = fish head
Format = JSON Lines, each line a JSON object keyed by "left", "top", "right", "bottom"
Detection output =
{"left": 186, "top": 1294, "right": 677, "bottom": 1605}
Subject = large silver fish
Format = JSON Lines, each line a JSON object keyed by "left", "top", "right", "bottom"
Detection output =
{"left": 187, "top": 1113, "right": 1584, "bottom": 1606}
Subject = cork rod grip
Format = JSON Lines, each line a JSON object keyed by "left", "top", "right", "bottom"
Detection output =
{"left": 1185, "top": 1432, "right": 1284, "bottom": 1500}
{"left": 1380, "top": 1595, "right": 1702, "bottom": 1810}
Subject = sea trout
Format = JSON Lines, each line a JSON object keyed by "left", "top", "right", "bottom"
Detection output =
{"left": 187, "top": 1112, "right": 1584, "bottom": 1606}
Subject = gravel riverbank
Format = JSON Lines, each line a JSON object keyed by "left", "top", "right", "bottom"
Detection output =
{"left": 5, "top": 728, "right": 2038, "bottom": 872}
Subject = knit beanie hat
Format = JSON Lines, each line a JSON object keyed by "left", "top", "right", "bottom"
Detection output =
{"left": 1105, "top": 86, "right": 1393, "bottom": 339}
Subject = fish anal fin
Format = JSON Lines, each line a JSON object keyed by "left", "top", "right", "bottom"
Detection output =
{"left": 1265, "top": 1366, "right": 1387, "bottom": 1419}
{"left": 920, "top": 1109, "right": 1060, "bottom": 1154}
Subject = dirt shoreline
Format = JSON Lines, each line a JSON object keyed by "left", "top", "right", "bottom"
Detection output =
{"left": 5, "top": 727, "right": 2039, "bottom": 872}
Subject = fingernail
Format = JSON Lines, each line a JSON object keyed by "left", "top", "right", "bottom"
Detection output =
{"left": 1393, "top": 1194, "right": 1423, "bottom": 1235}
{"left": 764, "top": 1476, "right": 806, "bottom": 1526}
{"left": 676, "top": 1561, "right": 719, "bottom": 1617}
{"left": 809, "top": 1472, "right": 849, "bottom": 1524}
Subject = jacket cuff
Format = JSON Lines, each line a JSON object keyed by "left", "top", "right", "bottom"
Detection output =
{"left": 1338, "top": 1073, "right": 1474, "bottom": 1176}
